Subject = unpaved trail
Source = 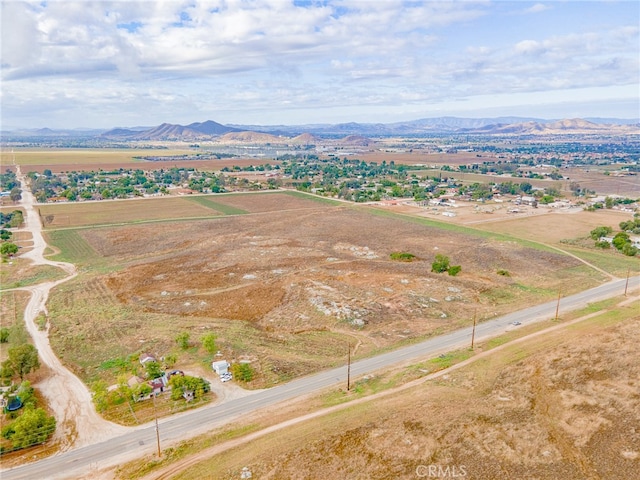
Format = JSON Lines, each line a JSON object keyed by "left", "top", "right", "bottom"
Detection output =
{"left": 11, "top": 164, "right": 127, "bottom": 450}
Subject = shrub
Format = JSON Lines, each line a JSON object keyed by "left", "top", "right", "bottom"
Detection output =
{"left": 201, "top": 332, "right": 216, "bottom": 354}
{"left": 390, "top": 252, "right": 416, "bottom": 262}
{"left": 175, "top": 332, "right": 190, "bottom": 350}
{"left": 431, "top": 254, "right": 450, "bottom": 273}
{"left": 231, "top": 363, "right": 255, "bottom": 382}
{"left": 448, "top": 265, "right": 462, "bottom": 276}
{"left": 589, "top": 226, "right": 612, "bottom": 240}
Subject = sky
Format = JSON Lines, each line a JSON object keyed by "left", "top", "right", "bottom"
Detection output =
{"left": 1, "top": 0, "right": 638, "bottom": 129}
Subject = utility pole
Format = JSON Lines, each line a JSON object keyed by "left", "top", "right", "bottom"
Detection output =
{"left": 555, "top": 291, "right": 561, "bottom": 321}
{"left": 153, "top": 394, "right": 161, "bottom": 457}
{"left": 624, "top": 268, "right": 630, "bottom": 296}
{"left": 471, "top": 309, "right": 477, "bottom": 349}
{"left": 347, "top": 343, "right": 351, "bottom": 391}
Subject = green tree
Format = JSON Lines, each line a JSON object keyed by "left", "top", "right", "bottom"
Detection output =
{"left": 132, "top": 382, "right": 152, "bottom": 400}
{"left": 91, "top": 380, "right": 109, "bottom": 412}
{"left": 9, "top": 187, "right": 22, "bottom": 202}
{"left": 589, "top": 226, "right": 613, "bottom": 240}
{"left": 612, "top": 232, "right": 630, "bottom": 251}
{"left": 163, "top": 353, "right": 177, "bottom": 368}
{"left": 169, "top": 375, "right": 210, "bottom": 401}
{"left": 1, "top": 406, "right": 56, "bottom": 449}
{"left": 0, "top": 327, "right": 9, "bottom": 343}
{"left": 605, "top": 196, "right": 614, "bottom": 209}
{"left": 3, "top": 344, "right": 40, "bottom": 380}
{"left": 431, "top": 254, "right": 450, "bottom": 273}
{"left": 175, "top": 331, "right": 190, "bottom": 350}
{"left": 231, "top": 363, "right": 255, "bottom": 382}
{"left": 8, "top": 210, "right": 23, "bottom": 227}
{"left": 448, "top": 265, "right": 462, "bottom": 276}
{"left": 144, "top": 361, "right": 163, "bottom": 379}
{"left": 621, "top": 243, "right": 638, "bottom": 257}
{"left": 16, "top": 380, "right": 36, "bottom": 409}
{"left": 519, "top": 182, "right": 533, "bottom": 194}
{"left": 0, "top": 242, "right": 19, "bottom": 256}
{"left": 201, "top": 332, "right": 217, "bottom": 354}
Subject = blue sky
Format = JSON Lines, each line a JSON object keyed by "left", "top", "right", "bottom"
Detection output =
{"left": 1, "top": 0, "right": 638, "bottom": 129}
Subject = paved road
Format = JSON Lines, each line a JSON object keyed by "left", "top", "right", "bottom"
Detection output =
{"left": 2, "top": 276, "right": 638, "bottom": 479}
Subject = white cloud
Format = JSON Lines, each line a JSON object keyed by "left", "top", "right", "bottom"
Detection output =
{"left": 1, "top": 0, "right": 638, "bottom": 128}
{"left": 524, "top": 3, "right": 551, "bottom": 14}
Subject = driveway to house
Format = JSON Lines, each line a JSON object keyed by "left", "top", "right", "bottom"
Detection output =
{"left": 8, "top": 165, "right": 128, "bottom": 449}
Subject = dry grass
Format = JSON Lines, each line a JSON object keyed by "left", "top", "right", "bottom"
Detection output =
{"left": 39, "top": 192, "right": 615, "bottom": 392}
{"left": 0, "top": 257, "right": 67, "bottom": 289}
{"left": 153, "top": 303, "right": 639, "bottom": 480}
{"left": 38, "top": 196, "right": 223, "bottom": 228}
{"left": 0, "top": 290, "right": 31, "bottom": 362}
{"left": 472, "top": 208, "right": 632, "bottom": 245}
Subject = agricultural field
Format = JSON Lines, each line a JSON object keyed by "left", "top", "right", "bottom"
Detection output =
{"left": 0, "top": 148, "right": 276, "bottom": 174}
{"left": 39, "top": 189, "right": 636, "bottom": 392}
{"left": 37, "top": 191, "right": 336, "bottom": 229}
{"left": 38, "top": 196, "right": 225, "bottom": 228}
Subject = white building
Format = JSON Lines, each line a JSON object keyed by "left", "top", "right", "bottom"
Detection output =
{"left": 212, "top": 360, "right": 230, "bottom": 376}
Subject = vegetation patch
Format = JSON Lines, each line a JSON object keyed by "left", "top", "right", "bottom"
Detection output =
{"left": 185, "top": 196, "right": 248, "bottom": 215}
{"left": 389, "top": 251, "right": 416, "bottom": 262}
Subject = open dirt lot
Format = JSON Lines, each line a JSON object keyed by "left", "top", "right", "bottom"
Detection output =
{"left": 379, "top": 199, "right": 634, "bottom": 240}
{"left": 41, "top": 192, "right": 612, "bottom": 389}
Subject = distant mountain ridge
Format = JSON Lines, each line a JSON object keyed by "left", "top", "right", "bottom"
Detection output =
{"left": 4, "top": 116, "right": 638, "bottom": 140}
{"left": 101, "top": 119, "right": 240, "bottom": 140}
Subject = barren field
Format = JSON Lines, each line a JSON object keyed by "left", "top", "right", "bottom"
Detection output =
{"left": 41, "top": 192, "right": 617, "bottom": 390}
{"left": 164, "top": 306, "right": 639, "bottom": 480}
{"left": 470, "top": 207, "right": 633, "bottom": 244}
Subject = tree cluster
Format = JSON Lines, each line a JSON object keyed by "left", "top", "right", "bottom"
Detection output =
{"left": 431, "top": 254, "right": 461, "bottom": 276}
{"left": 231, "top": 363, "right": 255, "bottom": 382}
{"left": 590, "top": 225, "right": 638, "bottom": 256}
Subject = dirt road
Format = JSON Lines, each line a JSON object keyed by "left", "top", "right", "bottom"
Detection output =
{"left": 11, "top": 165, "right": 127, "bottom": 450}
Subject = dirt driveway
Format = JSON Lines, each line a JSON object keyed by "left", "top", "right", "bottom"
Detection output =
{"left": 11, "top": 165, "right": 127, "bottom": 451}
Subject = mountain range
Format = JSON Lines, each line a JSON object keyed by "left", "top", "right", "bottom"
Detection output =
{"left": 3, "top": 117, "right": 638, "bottom": 140}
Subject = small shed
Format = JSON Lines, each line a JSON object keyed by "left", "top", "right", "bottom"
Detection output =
{"left": 212, "top": 360, "right": 230, "bottom": 376}
{"left": 139, "top": 353, "right": 157, "bottom": 365}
